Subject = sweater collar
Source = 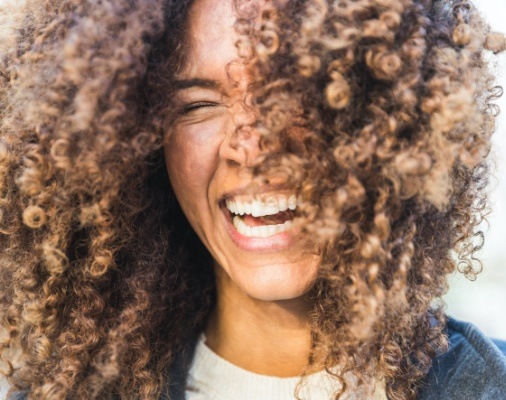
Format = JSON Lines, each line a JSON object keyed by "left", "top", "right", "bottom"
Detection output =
{"left": 185, "top": 332, "right": 387, "bottom": 400}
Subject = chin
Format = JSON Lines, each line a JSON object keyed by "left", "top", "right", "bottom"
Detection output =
{"left": 232, "top": 260, "right": 320, "bottom": 302}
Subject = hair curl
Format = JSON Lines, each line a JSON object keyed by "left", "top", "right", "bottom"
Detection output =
{"left": 0, "top": 0, "right": 503, "bottom": 399}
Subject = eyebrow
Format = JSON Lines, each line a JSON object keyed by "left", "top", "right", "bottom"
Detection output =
{"left": 172, "top": 78, "right": 221, "bottom": 90}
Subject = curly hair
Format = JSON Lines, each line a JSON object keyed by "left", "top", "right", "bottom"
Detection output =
{"left": 0, "top": 0, "right": 504, "bottom": 399}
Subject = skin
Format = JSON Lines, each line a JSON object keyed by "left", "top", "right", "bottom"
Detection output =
{"left": 163, "top": 0, "right": 322, "bottom": 376}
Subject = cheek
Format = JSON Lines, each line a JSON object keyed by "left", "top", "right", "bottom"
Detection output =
{"left": 163, "top": 123, "right": 223, "bottom": 215}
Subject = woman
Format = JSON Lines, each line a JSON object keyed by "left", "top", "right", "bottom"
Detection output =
{"left": 1, "top": 0, "right": 505, "bottom": 399}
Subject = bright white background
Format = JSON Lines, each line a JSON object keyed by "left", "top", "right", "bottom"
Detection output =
{"left": 0, "top": 3, "right": 504, "bottom": 399}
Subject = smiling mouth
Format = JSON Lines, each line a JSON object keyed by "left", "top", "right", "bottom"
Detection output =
{"left": 221, "top": 194, "right": 299, "bottom": 238}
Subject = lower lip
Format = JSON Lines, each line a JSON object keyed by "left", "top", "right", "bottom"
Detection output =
{"left": 221, "top": 208, "right": 296, "bottom": 252}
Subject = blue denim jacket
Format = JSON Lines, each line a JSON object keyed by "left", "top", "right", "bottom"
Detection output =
{"left": 7, "top": 317, "right": 506, "bottom": 399}
{"left": 417, "top": 317, "right": 506, "bottom": 399}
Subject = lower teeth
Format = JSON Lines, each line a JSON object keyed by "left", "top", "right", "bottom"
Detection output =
{"left": 232, "top": 216, "right": 293, "bottom": 238}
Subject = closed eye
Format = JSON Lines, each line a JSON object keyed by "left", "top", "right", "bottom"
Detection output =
{"left": 181, "top": 101, "right": 220, "bottom": 114}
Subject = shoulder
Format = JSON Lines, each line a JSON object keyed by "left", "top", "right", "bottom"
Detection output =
{"left": 417, "top": 316, "right": 506, "bottom": 400}
{"left": 4, "top": 390, "right": 28, "bottom": 400}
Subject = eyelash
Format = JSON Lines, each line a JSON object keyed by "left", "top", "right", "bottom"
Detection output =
{"left": 181, "top": 101, "right": 219, "bottom": 114}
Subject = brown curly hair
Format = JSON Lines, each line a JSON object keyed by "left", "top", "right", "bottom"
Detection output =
{"left": 0, "top": 0, "right": 504, "bottom": 399}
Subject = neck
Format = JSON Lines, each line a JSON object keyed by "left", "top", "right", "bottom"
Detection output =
{"left": 204, "top": 265, "right": 316, "bottom": 377}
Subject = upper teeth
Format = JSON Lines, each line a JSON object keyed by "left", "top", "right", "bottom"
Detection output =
{"left": 225, "top": 194, "right": 298, "bottom": 217}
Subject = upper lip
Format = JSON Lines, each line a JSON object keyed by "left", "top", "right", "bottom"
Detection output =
{"left": 219, "top": 183, "right": 296, "bottom": 202}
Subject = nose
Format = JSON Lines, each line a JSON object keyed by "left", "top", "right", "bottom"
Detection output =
{"left": 219, "top": 102, "right": 262, "bottom": 167}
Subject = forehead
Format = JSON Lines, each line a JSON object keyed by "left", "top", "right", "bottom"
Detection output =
{"left": 178, "top": 0, "right": 239, "bottom": 79}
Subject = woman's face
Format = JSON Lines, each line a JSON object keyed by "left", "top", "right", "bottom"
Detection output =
{"left": 163, "top": 0, "right": 321, "bottom": 301}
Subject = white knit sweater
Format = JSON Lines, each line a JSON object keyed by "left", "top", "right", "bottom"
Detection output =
{"left": 185, "top": 333, "right": 387, "bottom": 400}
